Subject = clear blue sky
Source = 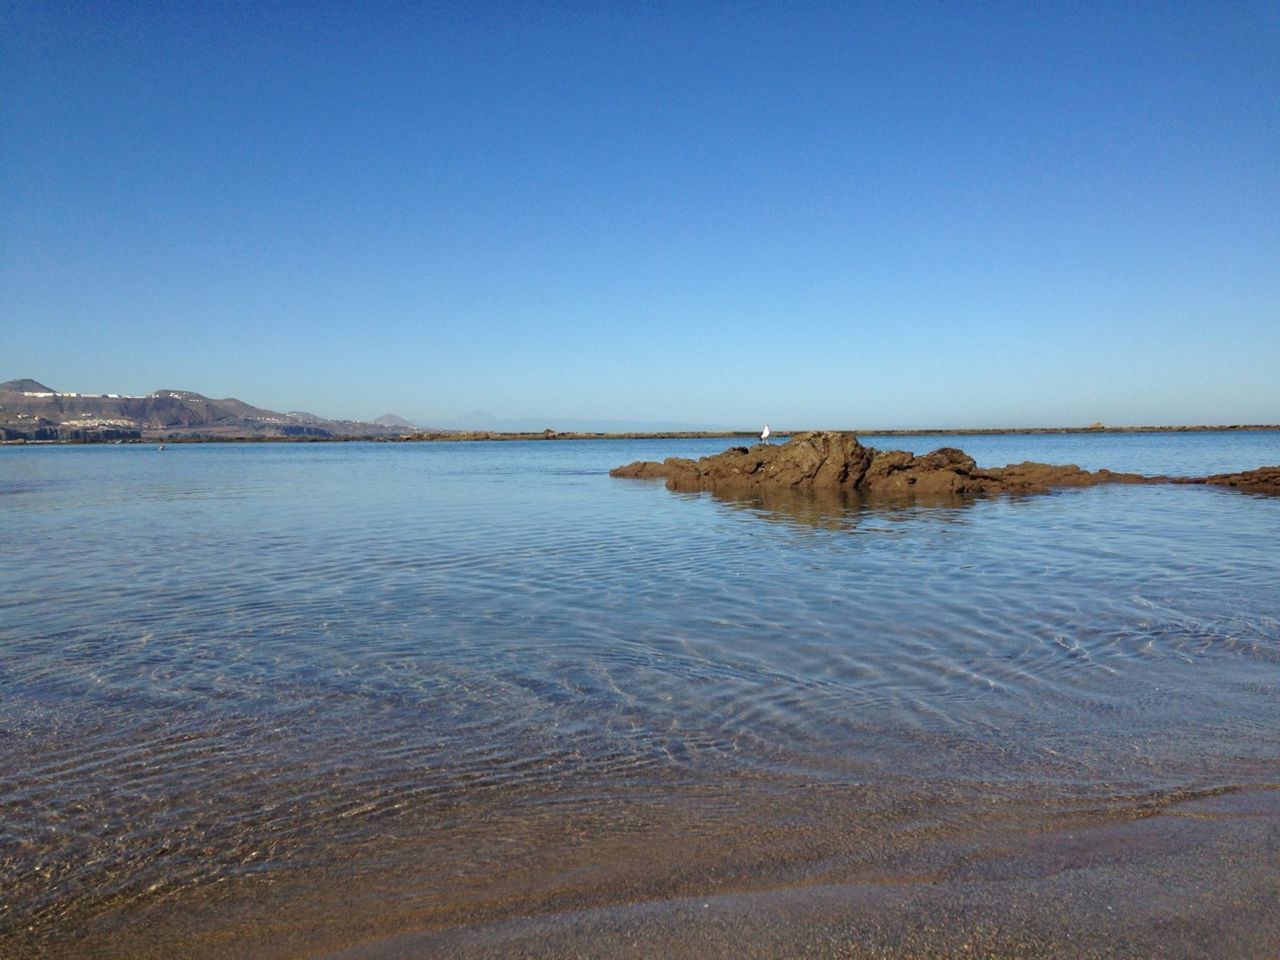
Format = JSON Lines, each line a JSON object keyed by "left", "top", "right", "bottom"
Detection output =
{"left": 3, "top": 1, "right": 1277, "bottom": 428}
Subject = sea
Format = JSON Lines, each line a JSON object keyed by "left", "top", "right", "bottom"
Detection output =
{"left": 2, "top": 431, "right": 1279, "bottom": 958}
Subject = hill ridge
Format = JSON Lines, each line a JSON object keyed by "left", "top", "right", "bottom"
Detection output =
{"left": 0, "top": 378, "right": 429, "bottom": 441}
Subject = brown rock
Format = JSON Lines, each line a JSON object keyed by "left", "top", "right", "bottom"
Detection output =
{"left": 861, "top": 447, "right": 989, "bottom": 497}
{"left": 611, "top": 432, "right": 874, "bottom": 495}
{"left": 1200, "top": 466, "right": 1280, "bottom": 495}
{"left": 610, "top": 457, "right": 694, "bottom": 480}
{"left": 981, "top": 462, "right": 1149, "bottom": 494}
{"left": 614, "top": 434, "right": 1280, "bottom": 502}
{"left": 612, "top": 431, "right": 1171, "bottom": 500}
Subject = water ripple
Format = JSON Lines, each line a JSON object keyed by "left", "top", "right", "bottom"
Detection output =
{"left": 2, "top": 437, "right": 1278, "bottom": 944}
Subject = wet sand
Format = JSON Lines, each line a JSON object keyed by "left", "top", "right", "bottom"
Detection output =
{"left": 337, "top": 791, "right": 1280, "bottom": 960}
{"left": 15, "top": 778, "right": 1278, "bottom": 959}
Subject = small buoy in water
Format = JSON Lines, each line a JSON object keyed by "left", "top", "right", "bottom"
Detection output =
{"left": 760, "top": 423, "right": 770, "bottom": 444}
{"left": 158, "top": 444, "right": 165, "bottom": 451}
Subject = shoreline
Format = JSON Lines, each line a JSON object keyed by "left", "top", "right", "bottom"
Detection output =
{"left": 17, "top": 780, "right": 1278, "bottom": 959}
{"left": 327, "top": 786, "right": 1280, "bottom": 960}
{"left": 3, "top": 423, "right": 1280, "bottom": 445}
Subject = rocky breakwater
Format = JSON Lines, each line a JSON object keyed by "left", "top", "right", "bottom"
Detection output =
{"left": 610, "top": 431, "right": 1155, "bottom": 499}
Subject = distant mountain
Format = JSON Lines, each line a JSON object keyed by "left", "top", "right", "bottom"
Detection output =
{"left": 0, "top": 377, "right": 728, "bottom": 442}
{"left": 0, "top": 378, "right": 55, "bottom": 394}
{"left": 0, "top": 379, "right": 422, "bottom": 441}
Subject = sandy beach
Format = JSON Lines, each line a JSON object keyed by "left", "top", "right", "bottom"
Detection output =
{"left": 13, "top": 779, "right": 1277, "bottom": 959}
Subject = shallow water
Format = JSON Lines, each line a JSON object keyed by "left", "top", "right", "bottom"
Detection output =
{"left": 2, "top": 432, "right": 1279, "bottom": 957}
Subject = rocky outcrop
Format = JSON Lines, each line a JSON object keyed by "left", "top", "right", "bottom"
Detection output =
{"left": 1191, "top": 467, "right": 1280, "bottom": 496}
{"left": 612, "top": 431, "right": 871, "bottom": 494}
{"left": 981, "top": 461, "right": 1151, "bottom": 494}
{"left": 611, "top": 431, "right": 1155, "bottom": 499}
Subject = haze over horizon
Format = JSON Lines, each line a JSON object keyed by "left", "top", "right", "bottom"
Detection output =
{"left": 3, "top": 3, "right": 1277, "bottom": 430}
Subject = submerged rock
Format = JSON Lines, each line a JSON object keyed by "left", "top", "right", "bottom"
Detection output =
{"left": 611, "top": 431, "right": 1157, "bottom": 499}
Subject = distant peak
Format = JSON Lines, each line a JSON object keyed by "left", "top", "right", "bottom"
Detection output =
{"left": 1, "top": 378, "right": 55, "bottom": 393}
{"left": 372, "top": 413, "right": 417, "bottom": 428}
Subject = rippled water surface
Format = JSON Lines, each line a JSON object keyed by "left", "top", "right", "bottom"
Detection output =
{"left": 2, "top": 433, "right": 1279, "bottom": 957}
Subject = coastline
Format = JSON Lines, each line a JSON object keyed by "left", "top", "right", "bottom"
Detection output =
{"left": 326, "top": 787, "right": 1280, "bottom": 960}
{"left": 3, "top": 423, "right": 1280, "bottom": 445}
{"left": 15, "top": 779, "right": 1278, "bottom": 959}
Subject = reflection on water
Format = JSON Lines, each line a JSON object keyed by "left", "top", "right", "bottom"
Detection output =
{"left": 703, "top": 486, "right": 988, "bottom": 529}
{"left": 1, "top": 435, "right": 1279, "bottom": 957}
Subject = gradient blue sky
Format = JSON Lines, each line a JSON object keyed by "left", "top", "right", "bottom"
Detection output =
{"left": 3, "top": 2, "right": 1277, "bottom": 428}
